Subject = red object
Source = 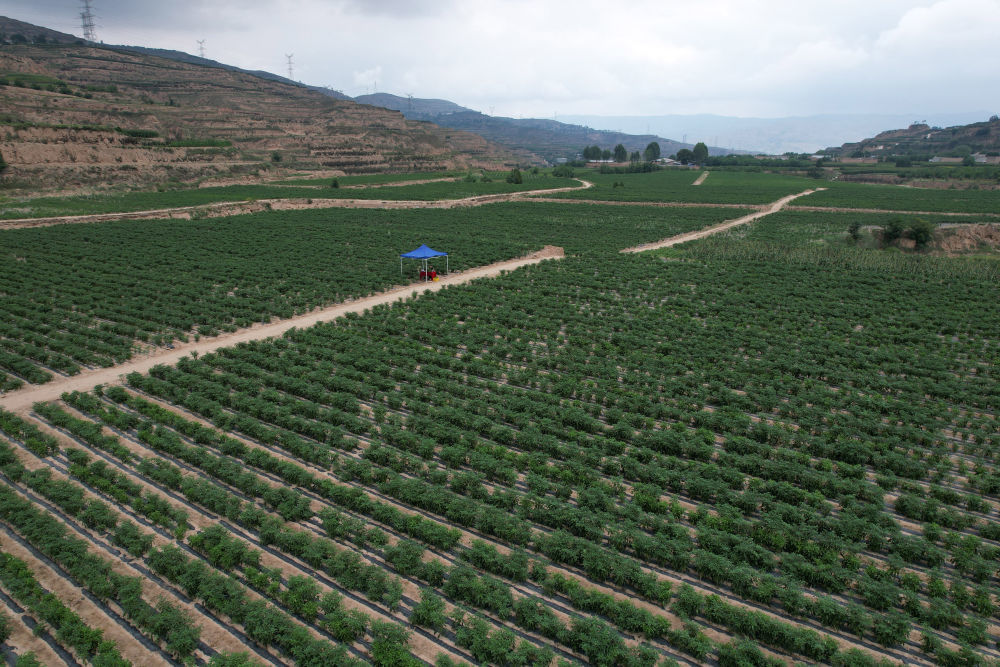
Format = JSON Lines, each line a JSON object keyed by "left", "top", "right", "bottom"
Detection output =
{"left": 430, "top": 270, "right": 437, "bottom": 279}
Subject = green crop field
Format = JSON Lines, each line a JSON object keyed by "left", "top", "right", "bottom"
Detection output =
{"left": 550, "top": 169, "right": 816, "bottom": 204}
{"left": 272, "top": 171, "right": 459, "bottom": 186}
{"left": 0, "top": 176, "right": 578, "bottom": 220}
{"left": 796, "top": 180, "right": 1000, "bottom": 214}
{"left": 0, "top": 203, "right": 732, "bottom": 389}
{"left": 0, "top": 170, "right": 998, "bottom": 667}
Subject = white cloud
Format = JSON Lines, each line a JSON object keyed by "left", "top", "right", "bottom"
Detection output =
{"left": 6, "top": 0, "right": 999, "bottom": 117}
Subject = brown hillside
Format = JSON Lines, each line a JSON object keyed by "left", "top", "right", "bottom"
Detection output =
{"left": 834, "top": 118, "right": 1000, "bottom": 158}
{"left": 0, "top": 43, "right": 517, "bottom": 193}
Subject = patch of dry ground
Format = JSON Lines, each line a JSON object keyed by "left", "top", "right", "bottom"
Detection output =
{"left": 937, "top": 222, "right": 1000, "bottom": 253}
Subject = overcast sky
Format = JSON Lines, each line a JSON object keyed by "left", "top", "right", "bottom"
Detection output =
{"left": 7, "top": 0, "right": 1000, "bottom": 119}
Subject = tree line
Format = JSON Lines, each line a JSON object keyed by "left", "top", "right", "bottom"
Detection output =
{"left": 581, "top": 142, "right": 662, "bottom": 163}
{"left": 581, "top": 141, "right": 711, "bottom": 165}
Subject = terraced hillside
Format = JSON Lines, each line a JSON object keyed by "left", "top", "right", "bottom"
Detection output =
{"left": 0, "top": 42, "right": 516, "bottom": 193}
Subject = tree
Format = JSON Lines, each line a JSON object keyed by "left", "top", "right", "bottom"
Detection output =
{"left": 909, "top": 218, "right": 936, "bottom": 249}
{"left": 582, "top": 145, "right": 602, "bottom": 160}
{"left": 0, "top": 150, "right": 7, "bottom": 174}
{"left": 629, "top": 150, "right": 641, "bottom": 163}
{"left": 601, "top": 149, "right": 612, "bottom": 161}
{"left": 882, "top": 217, "right": 905, "bottom": 245}
{"left": 644, "top": 142, "right": 661, "bottom": 162}
{"left": 676, "top": 148, "right": 694, "bottom": 165}
{"left": 692, "top": 142, "right": 708, "bottom": 164}
{"left": 848, "top": 222, "right": 862, "bottom": 242}
{"left": 506, "top": 168, "right": 522, "bottom": 184}
{"left": 613, "top": 144, "right": 628, "bottom": 162}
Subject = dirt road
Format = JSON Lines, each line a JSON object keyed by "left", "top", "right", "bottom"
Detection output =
{"left": 620, "top": 188, "right": 823, "bottom": 253}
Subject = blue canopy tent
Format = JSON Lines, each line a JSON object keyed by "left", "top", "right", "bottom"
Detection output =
{"left": 400, "top": 244, "right": 448, "bottom": 281}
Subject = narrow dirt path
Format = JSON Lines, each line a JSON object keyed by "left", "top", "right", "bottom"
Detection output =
{"left": 0, "top": 246, "right": 565, "bottom": 413}
{"left": 692, "top": 171, "right": 709, "bottom": 186}
{"left": 0, "top": 180, "right": 594, "bottom": 230}
{"left": 267, "top": 177, "right": 461, "bottom": 190}
{"left": 620, "top": 188, "right": 824, "bottom": 253}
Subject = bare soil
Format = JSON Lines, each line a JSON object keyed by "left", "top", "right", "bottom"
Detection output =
{"left": 936, "top": 223, "right": 1000, "bottom": 254}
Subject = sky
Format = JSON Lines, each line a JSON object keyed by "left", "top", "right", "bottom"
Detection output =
{"left": 6, "top": 0, "right": 1000, "bottom": 120}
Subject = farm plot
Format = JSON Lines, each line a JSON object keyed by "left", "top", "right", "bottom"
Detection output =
{"left": 0, "top": 203, "right": 732, "bottom": 391}
{"left": 548, "top": 170, "right": 816, "bottom": 205}
{"left": 0, "top": 176, "right": 578, "bottom": 220}
{"left": 792, "top": 181, "right": 1000, "bottom": 214}
{"left": 9, "top": 247, "right": 998, "bottom": 665}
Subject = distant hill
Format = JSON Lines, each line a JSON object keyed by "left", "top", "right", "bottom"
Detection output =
{"left": 351, "top": 94, "right": 737, "bottom": 163}
{"left": 354, "top": 93, "right": 467, "bottom": 116}
{"left": 105, "top": 44, "right": 352, "bottom": 100}
{"left": 405, "top": 110, "right": 697, "bottom": 164}
{"left": 0, "top": 16, "right": 81, "bottom": 45}
{"left": 0, "top": 18, "right": 519, "bottom": 192}
{"left": 829, "top": 117, "right": 1000, "bottom": 159}
{"left": 559, "top": 112, "right": 994, "bottom": 155}
{"left": 0, "top": 17, "right": 351, "bottom": 100}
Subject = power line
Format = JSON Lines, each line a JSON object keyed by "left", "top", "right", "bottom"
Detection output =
{"left": 197, "top": 39, "right": 206, "bottom": 59}
{"left": 80, "top": 0, "right": 97, "bottom": 42}
{"left": 285, "top": 53, "right": 294, "bottom": 81}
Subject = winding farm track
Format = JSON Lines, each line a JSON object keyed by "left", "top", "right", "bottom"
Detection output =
{"left": 620, "top": 188, "right": 824, "bottom": 253}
